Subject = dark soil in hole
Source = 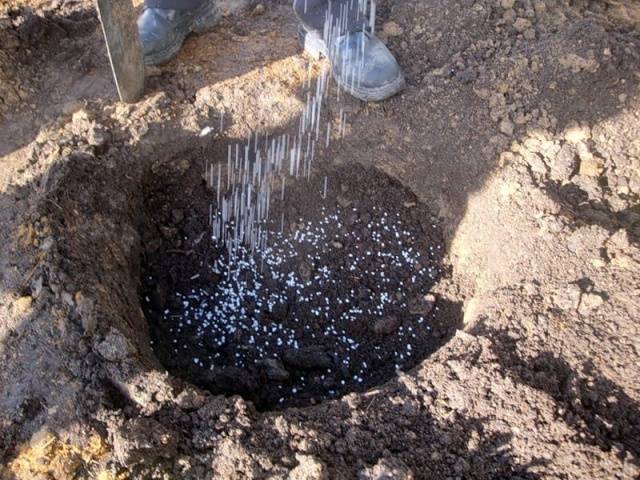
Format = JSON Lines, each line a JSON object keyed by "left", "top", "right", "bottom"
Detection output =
{"left": 141, "top": 153, "right": 453, "bottom": 409}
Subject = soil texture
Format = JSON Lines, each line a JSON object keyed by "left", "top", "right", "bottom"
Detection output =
{"left": 0, "top": 0, "right": 639, "bottom": 479}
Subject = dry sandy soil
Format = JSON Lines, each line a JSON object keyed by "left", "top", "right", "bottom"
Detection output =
{"left": 1, "top": 0, "right": 639, "bottom": 478}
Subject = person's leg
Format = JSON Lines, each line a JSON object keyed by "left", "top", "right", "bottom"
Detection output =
{"left": 292, "top": 0, "right": 405, "bottom": 102}
{"left": 138, "top": 0, "right": 219, "bottom": 65}
{"left": 145, "top": 0, "right": 205, "bottom": 10}
{"left": 293, "top": 0, "right": 364, "bottom": 34}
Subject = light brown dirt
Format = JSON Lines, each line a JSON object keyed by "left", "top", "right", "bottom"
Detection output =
{"left": 1, "top": 0, "right": 639, "bottom": 479}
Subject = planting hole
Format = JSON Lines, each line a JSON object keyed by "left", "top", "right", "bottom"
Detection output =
{"left": 141, "top": 153, "right": 454, "bottom": 410}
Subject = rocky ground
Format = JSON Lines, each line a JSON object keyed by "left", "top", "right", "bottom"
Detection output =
{"left": 0, "top": 0, "right": 639, "bottom": 478}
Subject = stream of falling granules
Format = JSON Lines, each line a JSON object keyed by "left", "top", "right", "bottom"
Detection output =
{"left": 156, "top": 204, "right": 441, "bottom": 402}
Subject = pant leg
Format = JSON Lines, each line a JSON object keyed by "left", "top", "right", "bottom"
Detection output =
{"left": 293, "top": 0, "right": 367, "bottom": 33}
{"left": 145, "top": 0, "right": 205, "bottom": 10}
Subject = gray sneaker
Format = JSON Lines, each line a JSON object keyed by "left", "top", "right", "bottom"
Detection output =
{"left": 299, "top": 26, "right": 405, "bottom": 102}
{"left": 137, "top": 0, "right": 219, "bottom": 66}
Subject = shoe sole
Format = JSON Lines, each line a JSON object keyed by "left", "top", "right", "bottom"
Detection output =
{"left": 298, "top": 26, "right": 405, "bottom": 102}
{"left": 144, "top": 1, "right": 220, "bottom": 66}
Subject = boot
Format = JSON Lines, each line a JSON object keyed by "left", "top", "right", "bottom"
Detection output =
{"left": 299, "top": 25, "right": 405, "bottom": 102}
{"left": 137, "top": 0, "right": 219, "bottom": 66}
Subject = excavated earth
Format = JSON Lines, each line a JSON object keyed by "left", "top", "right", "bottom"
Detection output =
{"left": 1, "top": 0, "right": 640, "bottom": 478}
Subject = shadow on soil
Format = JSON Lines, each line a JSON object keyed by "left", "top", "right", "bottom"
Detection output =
{"left": 543, "top": 181, "right": 640, "bottom": 245}
{"left": 470, "top": 319, "right": 640, "bottom": 468}
{"left": 0, "top": 1, "right": 298, "bottom": 157}
{"left": 0, "top": 4, "right": 110, "bottom": 157}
